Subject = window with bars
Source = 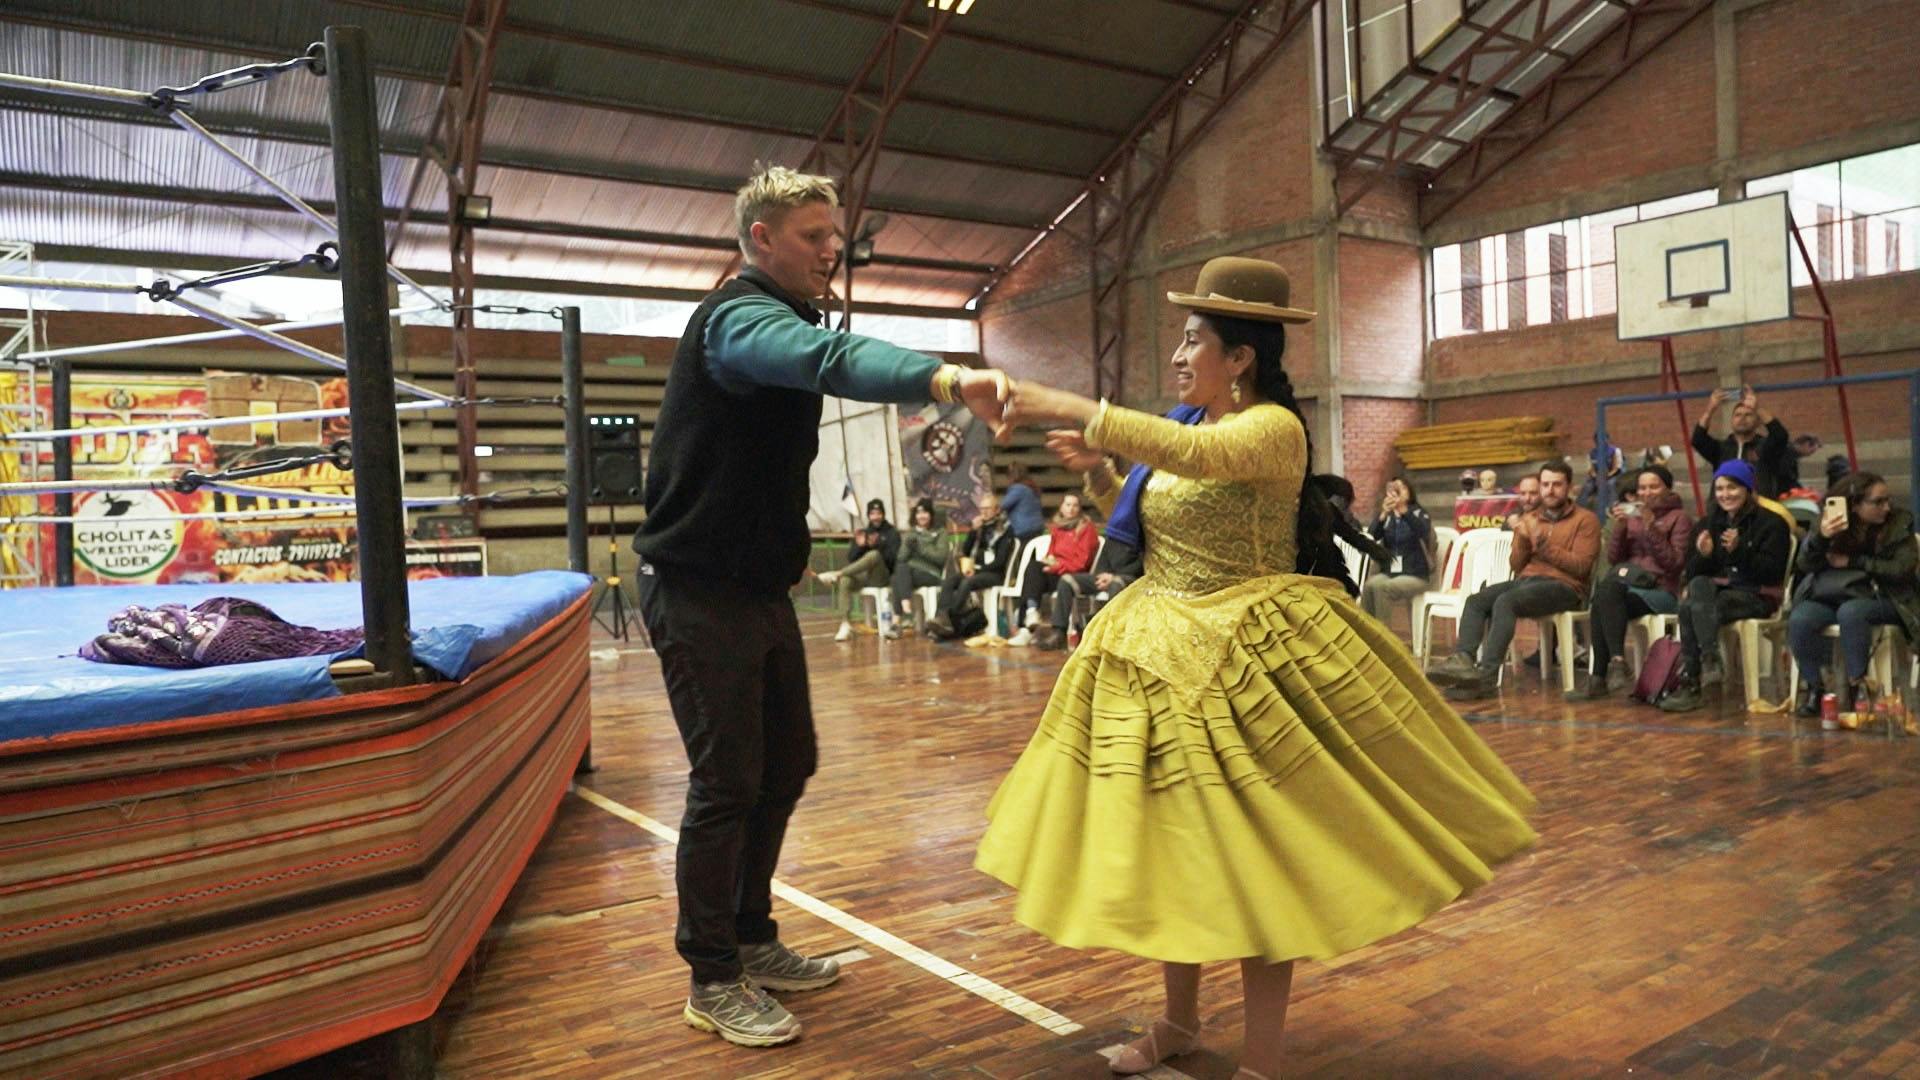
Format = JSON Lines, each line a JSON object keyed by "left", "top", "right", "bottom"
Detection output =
{"left": 1429, "top": 190, "right": 1716, "bottom": 339}
{"left": 1745, "top": 142, "right": 1920, "bottom": 288}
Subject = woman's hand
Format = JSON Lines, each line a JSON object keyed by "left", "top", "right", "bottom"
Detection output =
{"left": 1044, "top": 428, "right": 1107, "bottom": 473}
{"left": 1003, "top": 379, "right": 1098, "bottom": 429}
{"left": 1696, "top": 529, "right": 1715, "bottom": 557}
{"left": 1719, "top": 528, "right": 1740, "bottom": 552}
{"left": 1820, "top": 511, "right": 1847, "bottom": 538}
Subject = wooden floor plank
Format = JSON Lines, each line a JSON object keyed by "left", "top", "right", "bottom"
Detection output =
{"left": 269, "top": 612, "right": 1920, "bottom": 1078}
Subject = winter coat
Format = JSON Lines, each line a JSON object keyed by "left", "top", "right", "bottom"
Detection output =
{"left": 1795, "top": 506, "right": 1919, "bottom": 645}
{"left": 1604, "top": 490, "right": 1692, "bottom": 595}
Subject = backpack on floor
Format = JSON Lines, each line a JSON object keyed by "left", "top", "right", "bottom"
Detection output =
{"left": 1630, "top": 637, "right": 1686, "bottom": 704}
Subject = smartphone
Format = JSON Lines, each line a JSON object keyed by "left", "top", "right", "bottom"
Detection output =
{"left": 1824, "top": 496, "right": 1848, "bottom": 527}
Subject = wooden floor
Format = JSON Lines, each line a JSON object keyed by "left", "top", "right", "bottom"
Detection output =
{"left": 275, "top": 608, "right": 1920, "bottom": 1079}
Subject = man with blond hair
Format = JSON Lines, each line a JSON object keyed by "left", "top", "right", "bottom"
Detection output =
{"left": 633, "top": 164, "right": 1008, "bottom": 1048}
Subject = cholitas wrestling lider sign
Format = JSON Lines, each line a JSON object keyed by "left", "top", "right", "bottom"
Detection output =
{"left": 29, "top": 373, "right": 480, "bottom": 586}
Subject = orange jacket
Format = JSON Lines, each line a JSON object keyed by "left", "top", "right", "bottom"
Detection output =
{"left": 1511, "top": 503, "right": 1601, "bottom": 598}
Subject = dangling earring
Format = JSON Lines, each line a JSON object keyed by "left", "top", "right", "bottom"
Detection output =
{"left": 1230, "top": 379, "right": 1243, "bottom": 405}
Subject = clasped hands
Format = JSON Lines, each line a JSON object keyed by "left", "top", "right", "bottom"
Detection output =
{"left": 952, "top": 370, "right": 1107, "bottom": 473}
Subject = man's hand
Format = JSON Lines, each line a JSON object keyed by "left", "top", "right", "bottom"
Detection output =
{"left": 1094, "top": 572, "right": 1115, "bottom": 590}
{"left": 1700, "top": 387, "right": 1729, "bottom": 427}
{"left": 1696, "top": 529, "right": 1715, "bottom": 556}
{"left": 1740, "top": 384, "right": 1759, "bottom": 412}
{"left": 1003, "top": 379, "right": 1099, "bottom": 430}
{"left": 1044, "top": 428, "right": 1106, "bottom": 472}
{"left": 953, "top": 368, "right": 1011, "bottom": 440}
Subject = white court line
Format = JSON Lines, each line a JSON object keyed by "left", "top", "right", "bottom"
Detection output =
{"left": 569, "top": 784, "right": 1084, "bottom": 1037}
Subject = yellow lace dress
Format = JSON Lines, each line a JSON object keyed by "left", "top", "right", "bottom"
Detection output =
{"left": 973, "top": 401, "right": 1537, "bottom": 964}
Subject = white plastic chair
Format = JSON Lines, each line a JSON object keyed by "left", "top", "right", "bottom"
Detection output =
{"left": 984, "top": 534, "right": 1050, "bottom": 636}
{"left": 1787, "top": 623, "right": 1900, "bottom": 705}
{"left": 1335, "top": 535, "right": 1370, "bottom": 589}
{"left": 1432, "top": 526, "right": 1459, "bottom": 579}
{"left": 1415, "top": 529, "right": 1514, "bottom": 667}
{"left": 1532, "top": 609, "right": 1587, "bottom": 692}
{"left": 1411, "top": 527, "right": 1470, "bottom": 661}
{"left": 1717, "top": 533, "right": 1799, "bottom": 709}
{"left": 1624, "top": 613, "right": 1678, "bottom": 677}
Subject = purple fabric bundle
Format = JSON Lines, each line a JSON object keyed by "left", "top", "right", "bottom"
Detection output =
{"left": 79, "top": 597, "right": 365, "bottom": 669}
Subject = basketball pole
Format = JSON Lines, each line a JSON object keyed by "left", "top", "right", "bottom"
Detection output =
{"left": 1787, "top": 213, "right": 1857, "bottom": 470}
{"left": 1659, "top": 336, "right": 1704, "bottom": 511}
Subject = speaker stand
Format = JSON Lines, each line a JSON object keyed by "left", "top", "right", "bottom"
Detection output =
{"left": 591, "top": 501, "right": 644, "bottom": 643}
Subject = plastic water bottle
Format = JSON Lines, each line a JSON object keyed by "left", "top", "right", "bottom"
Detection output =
{"left": 878, "top": 605, "right": 894, "bottom": 639}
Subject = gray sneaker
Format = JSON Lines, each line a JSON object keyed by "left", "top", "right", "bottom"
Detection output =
{"left": 684, "top": 977, "right": 802, "bottom": 1047}
{"left": 741, "top": 940, "right": 842, "bottom": 992}
{"left": 1700, "top": 654, "right": 1724, "bottom": 689}
{"left": 1427, "top": 652, "right": 1479, "bottom": 687}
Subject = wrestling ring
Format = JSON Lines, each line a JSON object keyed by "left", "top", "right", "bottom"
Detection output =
{"left": 0, "top": 28, "right": 600, "bottom": 1079}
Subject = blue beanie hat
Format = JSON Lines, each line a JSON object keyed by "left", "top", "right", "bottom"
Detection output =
{"left": 1713, "top": 459, "right": 1756, "bottom": 492}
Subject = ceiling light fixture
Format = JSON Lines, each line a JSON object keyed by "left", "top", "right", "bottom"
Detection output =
{"left": 927, "top": 0, "right": 977, "bottom": 13}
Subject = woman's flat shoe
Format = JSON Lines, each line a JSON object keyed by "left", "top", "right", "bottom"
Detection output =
{"left": 1109, "top": 1017, "right": 1199, "bottom": 1075}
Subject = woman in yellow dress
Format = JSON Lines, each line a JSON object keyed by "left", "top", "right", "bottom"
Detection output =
{"left": 975, "top": 257, "right": 1537, "bottom": 1079}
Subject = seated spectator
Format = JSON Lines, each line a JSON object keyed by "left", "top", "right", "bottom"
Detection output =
{"left": 1566, "top": 466, "right": 1692, "bottom": 700}
{"left": 925, "top": 491, "right": 1017, "bottom": 640}
{"left": 1577, "top": 435, "right": 1627, "bottom": 513}
{"left": 1428, "top": 461, "right": 1600, "bottom": 701}
{"left": 818, "top": 498, "right": 898, "bottom": 642}
{"left": 1825, "top": 454, "right": 1852, "bottom": 491}
{"left": 1787, "top": 472, "right": 1917, "bottom": 722}
{"left": 1502, "top": 474, "right": 1542, "bottom": 531}
{"left": 1000, "top": 464, "right": 1046, "bottom": 542}
{"left": 1312, "top": 473, "right": 1391, "bottom": 597}
{"left": 1476, "top": 469, "right": 1500, "bottom": 495}
{"left": 1658, "top": 461, "right": 1793, "bottom": 712}
{"left": 1008, "top": 494, "right": 1099, "bottom": 645}
{"left": 1362, "top": 477, "right": 1436, "bottom": 629}
{"left": 1029, "top": 528, "right": 1142, "bottom": 651}
{"left": 1459, "top": 469, "right": 1480, "bottom": 495}
{"left": 886, "top": 498, "right": 954, "bottom": 637}
{"left": 1692, "top": 385, "right": 1797, "bottom": 497}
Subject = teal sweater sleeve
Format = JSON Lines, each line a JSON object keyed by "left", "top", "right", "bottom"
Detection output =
{"left": 704, "top": 294, "right": 942, "bottom": 402}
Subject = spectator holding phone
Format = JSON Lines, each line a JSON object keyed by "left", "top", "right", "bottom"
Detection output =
{"left": 1786, "top": 472, "right": 1917, "bottom": 721}
{"left": 1566, "top": 466, "right": 1692, "bottom": 700}
{"left": 1692, "top": 384, "right": 1798, "bottom": 497}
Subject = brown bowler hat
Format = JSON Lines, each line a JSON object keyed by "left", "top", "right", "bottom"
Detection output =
{"left": 1167, "top": 256, "right": 1315, "bottom": 324}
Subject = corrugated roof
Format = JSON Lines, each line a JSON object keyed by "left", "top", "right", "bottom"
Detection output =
{"left": 0, "top": 0, "right": 1251, "bottom": 311}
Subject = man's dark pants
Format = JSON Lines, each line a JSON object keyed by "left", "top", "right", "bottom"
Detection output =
{"left": 1455, "top": 576, "right": 1583, "bottom": 667}
{"left": 638, "top": 563, "right": 817, "bottom": 985}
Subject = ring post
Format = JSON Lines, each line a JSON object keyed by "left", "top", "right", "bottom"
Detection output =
{"left": 327, "top": 25, "right": 414, "bottom": 686}
{"left": 560, "top": 306, "right": 589, "bottom": 575}
{"left": 51, "top": 358, "right": 72, "bottom": 586}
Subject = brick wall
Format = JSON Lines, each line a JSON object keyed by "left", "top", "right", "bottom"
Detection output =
{"left": 1739, "top": 0, "right": 1920, "bottom": 157}
{"left": 1342, "top": 397, "right": 1425, "bottom": 510}
{"left": 1336, "top": 237, "right": 1423, "bottom": 384}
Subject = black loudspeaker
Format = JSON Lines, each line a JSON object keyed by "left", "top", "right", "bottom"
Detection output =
{"left": 588, "top": 413, "right": 643, "bottom": 504}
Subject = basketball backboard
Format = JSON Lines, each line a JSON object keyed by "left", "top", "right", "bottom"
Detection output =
{"left": 1614, "top": 192, "right": 1793, "bottom": 340}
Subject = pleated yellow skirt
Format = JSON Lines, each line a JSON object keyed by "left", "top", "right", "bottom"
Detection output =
{"left": 974, "top": 579, "right": 1537, "bottom": 965}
